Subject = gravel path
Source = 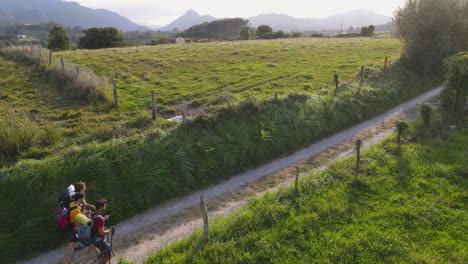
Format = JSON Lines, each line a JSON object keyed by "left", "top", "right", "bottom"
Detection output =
{"left": 21, "top": 87, "right": 442, "bottom": 264}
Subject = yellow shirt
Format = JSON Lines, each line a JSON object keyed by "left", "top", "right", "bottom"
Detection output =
{"left": 68, "top": 201, "right": 83, "bottom": 230}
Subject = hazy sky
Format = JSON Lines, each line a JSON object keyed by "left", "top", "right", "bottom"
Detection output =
{"left": 64, "top": 0, "right": 407, "bottom": 26}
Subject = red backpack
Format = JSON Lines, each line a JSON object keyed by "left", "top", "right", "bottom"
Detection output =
{"left": 56, "top": 206, "right": 78, "bottom": 230}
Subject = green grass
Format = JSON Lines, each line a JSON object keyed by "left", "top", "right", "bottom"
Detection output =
{"left": 0, "top": 38, "right": 439, "bottom": 262}
{"left": 57, "top": 38, "right": 402, "bottom": 108}
{"left": 142, "top": 122, "right": 468, "bottom": 264}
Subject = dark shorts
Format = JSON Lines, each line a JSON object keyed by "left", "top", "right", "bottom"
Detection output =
{"left": 68, "top": 230, "right": 78, "bottom": 243}
{"left": 93, "top": 239, "right": 110, "bottom": 256}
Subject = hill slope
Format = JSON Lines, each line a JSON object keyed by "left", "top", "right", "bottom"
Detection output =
{"left": 248, "top": 10, "right": 392, "bottom": 31}
{"left": 0, "top": 0, "right": 147, "bottom": 31}
{"left": 160, "top": 9, "right": 216, "bottom": 31}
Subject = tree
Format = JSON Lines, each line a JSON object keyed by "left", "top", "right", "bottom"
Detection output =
{"left": 273, "top": 30, "right": 286, "bottom": 39}
{"left": 395, "top": 0, "right": 468, "bottom": 74}
{"left": 239, "top": 25, "right": 252, "bottom": 40}
{"left": 48, "top": 26, "right": 70, "bottom": 51}
{"left": 440, "top": 52, "right": 468, "bottom": 128}
{"left": 256, "top": 25, "right": 273, "bottom": 38}
{"left": 367, "top": 25, "right": 375, "bottom": 36}
{"left": 291, "top": 32, "right": 302, "bottom": 38}
{"left": 78, "top": 27, "right": 124, "bottom": 49}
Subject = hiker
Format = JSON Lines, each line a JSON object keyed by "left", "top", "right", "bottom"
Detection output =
{"left": 63, "top": 192, "right": 99, "bottom": 264}
{"left": 91, "top": 199, "right": 115, "bottom": 264}
{"left": 74, "top": 181, "right": 96, "bottom": 210}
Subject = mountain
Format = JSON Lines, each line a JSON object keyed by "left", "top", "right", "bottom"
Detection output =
{"left": 248, "top": 10, "right": 392, "bottom": 31}
{"left": 159, "top": 9, "right": 216, "bottom": 31}
{"left": 0, "top": 0, "right": 148, "bottom": 31}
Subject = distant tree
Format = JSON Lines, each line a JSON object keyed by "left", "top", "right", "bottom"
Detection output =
{"left": 179, "top": 18, "right": 248, "bottom": 39}
{"left": 78, "top": 27, "right": 124, "bottom": 49}
{"left": 367, "top": 25, "right": 375, "bottom": 36}
{"left": 147, "top": 36, "right": 170, "bottom": 45}
{"left": 395, "top": 0, "right": 468, "bottom": 74}
{"left": 239, "top": 25, "right": 253, "bottom": 40}
{"left": 311, "top": 33, "right": 325, "bottom": 38}
{"left": 347, "top": 26, "right": 355, "bottom": 33}
{"left": 291, "top": 32, "right": 302, "bottom": 38}
{"left": 273, "top": 30, "right": 286, "bottom": 39}
{"left": 256, "top": 25, "right": 273, "bottom": 38}
{"left": 47, "top": 26, "right": 70, "bottom": 51}
{"left": 360, "top": 26, "right": 368, "bottom": 36}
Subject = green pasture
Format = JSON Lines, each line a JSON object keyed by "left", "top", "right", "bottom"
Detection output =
{"left": 57, "top": 38, "right": 401, "bottom": 109}
{"left": 142, "top": 123, "right": 468, "bottom": 264}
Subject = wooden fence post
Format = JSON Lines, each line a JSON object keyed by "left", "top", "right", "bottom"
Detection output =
{"left": 200, "top": 195, "right": 209, "bottom": 243}
{"left": 60, "top": 57, "right": 65, "bottom": 71}
{"left": 49, "top": 50, "right": 52, "bottom": 64}
{"left": 355, "top": 139, "right": 362, "bottom": 173}
{"left": 39, "top": 45, "right": 42, "bottom": 58}
{"left": 275, "top": 92, "right": 278, "bottom": 101}
{"left": 30, "top": 44, "right": 33, "bottom": 56}
{"left": 384, "top": 57, "right": 388, "bottom": 70}
{"left": 182, "top": 101, "right": 188, "bottom": 125}
{"left": 151, "top": 90, "right": 156, "bottom": 120}
{"left": 295, "top": 167, "right": 300, "bottom": 192}
{"left": 112, "top": 80, "right": 118, "bottom": 108}
{"left": 333, "top": 74, "right": 340, "bottom": 93}
{"left": 360, "top": 66, "right": 364, "bottom": 85}
{"left": 75, "top": 66, "right": 80, "bottom": 76}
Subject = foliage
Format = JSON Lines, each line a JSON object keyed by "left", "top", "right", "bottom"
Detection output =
{"left": 291, "top": 32, "right": 302, "bottom": 38}
{"left": 360, "top": 25, "right": 375, "bottom": 36}
{"left": 440, "top": 51, "right": 468, "bottom": 127}
{"left": 256, "top": 25, "right": 273, "bottom": 38}
{"left": 147, "top": 36, "right": 170, "bottom": 46}
{"left": 239, "top": 25, "right": 254, "bottom": 40}
{"left": 395, "top": 119, "right": 409, "bottom": 144}
{"left": 178, "top": 18, "right": 248, "bottom": 39}
{"left": 311, "top": 33, "right": 325, "bottom": 38}
{"left": 419, "top": 102, "right": 433, "bottom": 128}
{"left": 144, "top": 123, "right": 467, "bottom": 264}
{"left": 47, "top": 26, "right": 70, "bottom": 51}
{"left": 78, "top": 27, "right": 124, "bottom": 49}
{"left": 395, "top": 0, "right": 468, "bottom": 74}
{"left": 273, "top": 30, "right": 286, "bottom": 39}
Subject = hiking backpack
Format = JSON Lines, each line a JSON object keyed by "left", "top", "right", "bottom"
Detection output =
{"left": 55, "top": 184, "right": 76, "bottom": 231}
{"left": 76, "top": 214, "right": 103, "bottom": 246}
{"left": 55, "top": 206, "right": 78, "bottom": 230}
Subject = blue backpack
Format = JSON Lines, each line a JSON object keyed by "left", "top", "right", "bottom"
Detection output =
{"left": 76, "top": 214, "right": 104, "bottom": 246}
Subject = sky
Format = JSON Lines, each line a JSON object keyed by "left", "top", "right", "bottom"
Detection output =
{"left": 64, "top": 0, "right": 407, "bottom": 26}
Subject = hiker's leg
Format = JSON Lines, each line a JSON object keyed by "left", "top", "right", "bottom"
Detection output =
{"left": 64, "top": 230, "right": 79, "bottom": 264}
{"left": 99, "top": 255, "right": 110, "bottom": 264}
{"left": 94, "top": 240, "right": 111, "bottom": 264}
{"left": 89, "top": 243, "right": 100, "bottom": 255}
{"left": 63, "top": 242, "right": 78, "bottom": 264}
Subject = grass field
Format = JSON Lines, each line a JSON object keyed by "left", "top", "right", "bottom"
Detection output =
{"left": 141, "top": 121, "right": 468, "bottom": 264}
{"left": 0, "top": 38, "right": 441, "bottom": 262}
{"left": 57, "top": 38, "right": 402, "bottom": 109}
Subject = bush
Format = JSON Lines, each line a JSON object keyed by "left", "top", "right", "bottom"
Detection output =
{"left": 440, "top": 52, "right": 468, "bottom": 127}
{"left": 395, "top": 0, "right": 468, "bottom": 74}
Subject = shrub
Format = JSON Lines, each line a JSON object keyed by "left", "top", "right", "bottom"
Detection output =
{"left": 440, "top": 52, "right": 468, "bottom": 127}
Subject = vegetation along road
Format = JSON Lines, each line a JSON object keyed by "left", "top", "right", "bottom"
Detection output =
{"left": 21, "top": 86, "right": 442, "bottom": 264}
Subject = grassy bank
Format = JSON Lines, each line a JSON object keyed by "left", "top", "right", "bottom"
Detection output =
{"left": 57, "top": 38, "right": 402, "bottom": 109}
{"left": 142, "top": 121, "right": 467, "bottom": 264}
{"left": 0, "top": 54, "right": 439, "bottom": 262}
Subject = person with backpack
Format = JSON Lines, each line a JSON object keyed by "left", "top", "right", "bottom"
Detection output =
{"left": 63, "top": 192, "right": 99, "bottom": 264}
{"left": 74, "top": 182, "right": 96, "bottom": 211}
{"left": 91, "top": 199, "right": 115, "bottom": 264}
